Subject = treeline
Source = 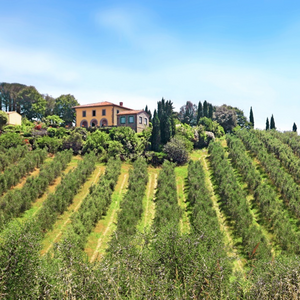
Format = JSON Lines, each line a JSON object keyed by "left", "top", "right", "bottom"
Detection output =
{"left": 227, "top": 134, "right": 300, "bottom": 254}
{"left": 36, "top": 153, "right": 97, "bottom": 232}
{"left": 208, "top": 141, "right": 271, "bottom": 260}
{"left": 64, "top": 158, "right": 121, "bottom": 249}
{"left": 0, "top": 82, "right": 79, "bottom": 124}
{"left": 0, "top": 148, "right": 47, "bottom": 195}
{"left": 0, "top": 150, "right": 73, "bottom": 230}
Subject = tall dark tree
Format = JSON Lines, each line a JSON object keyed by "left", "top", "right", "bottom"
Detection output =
{"left": 178, "top": 101, "right": 197, "bottom": 125}
{"left": 196, "top": 101, "right": 203, "bottom": 124}
{"left": 144, "top": 105, "right": 152, "bottom": 123}
{"left": 53, "top": 94, "right": 79, "bottom": 126}
{"left": 266, "top": 118, "right": 269, "bottom": 130}
{"left": 270, "top": 114, "right": 276, "bottom": 130}
{"left": 208, "top": 104, "right": 213, "bottom": 119}
{"left": 0, "top": 82, "right": 26, "bottom": 112}
{"left": 44, "top": 94, "right": 56, "bottom": 116}
{"left": 203, "top": 100, "right": 208, "bottom": 118}
{"left": 151, "top": 110, "right": 161, "bottom": 151}
{"left": 157, "top": 98, "right": 175, "bottom": 145}
{"left": 249, "top": 106, "right": 254, "bottom": 128}
{"left": 293, "top": 122, "right": 297, "bottom": 132}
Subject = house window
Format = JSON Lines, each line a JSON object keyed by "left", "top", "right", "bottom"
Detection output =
{"left": 92, "top": 110, "right": 96, "bottom": 117}
{"left": 128, "top": 116, "right": 134, "bottom": 124}
{"left": 102, "top": 109, "right": 106, "bottom": 116}
{"left": 82, "top": 111, "right": 86, "bottom": 117}
{"left": 139, "top": 116, "right": 142, "bottom": 124}
{"left": 120, "top": 116, "right": 126, "bottom": 124}
{"left": 144, "top": 118, "right": 147, "bottom": 125}
{"left": 117, "top": 110, "right": 119, "bottom": 114}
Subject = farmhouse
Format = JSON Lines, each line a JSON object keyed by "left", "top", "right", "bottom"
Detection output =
{"left": 7, "top": 111, "right": 22, "bottom": 126}
{"left": 117, "top": 110, "right": 149, "bottom": 133}
{"left": 73, "top": 101, "right": 149, "bottom": 132}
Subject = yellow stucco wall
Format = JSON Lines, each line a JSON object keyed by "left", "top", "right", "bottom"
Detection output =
{"left": 7, "top": 112, "right": 22, "bottom": 126}
{"left": 75, "top": 105, "right": 131, "bottom": 127}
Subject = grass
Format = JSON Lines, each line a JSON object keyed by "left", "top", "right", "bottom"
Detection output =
{"left": 175, "top": 165, "right": 190, "bottom": 234}
{"left": 85, "top": 163, "right": 131, "bottom": 262}
{"left": 41, "top": 162, "right": 105, "bottom": 255}
{"left": 198, "top": 148, "right": 245, "bottom": 276}
{"left": 17, "top": 157, "right": 80, "bottom": 223}
{"left": 137, "top": 166, "right": 158, "bottom": 233}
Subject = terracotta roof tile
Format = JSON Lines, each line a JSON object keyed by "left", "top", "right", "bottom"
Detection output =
{"left": 72, "top": 101, "right": 132, "bottom": 110}
{"left": 117, "top": 110, "right": 145, "bottom": 115}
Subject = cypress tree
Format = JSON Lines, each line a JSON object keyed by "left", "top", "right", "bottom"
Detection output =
{"left": 144, "top": 105, "right": 152, "bottom": 123}
{"left": 151, "top": 110, "right": 161, "bottom": 152}
{"left": 266, "top": 118, "right": 269, "bottom": 130}
{"left": 293, "top": 122, "right": 297, "bottom": 132}
{"left": 270, "top": 114, "right": 276, "bottom": 130}
{"left": 208, "top": 104, "right": 213, "bottom": 119}
{"left": 196, "top": 101, "right": 203, "bottom": 124}
{"left": 249, "top": 107, "right": 254, "bottom": 128}
{"left": 203, "top": 100, "right": 208, "bottom": 117}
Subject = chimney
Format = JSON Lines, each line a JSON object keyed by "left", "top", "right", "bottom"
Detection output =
{"left": 119, "top": 102, "right": 123, "bottom": 107}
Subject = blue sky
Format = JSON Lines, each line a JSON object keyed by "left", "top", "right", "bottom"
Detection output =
{"left": 1, "top": 0, "right": 300, "bottom": 130}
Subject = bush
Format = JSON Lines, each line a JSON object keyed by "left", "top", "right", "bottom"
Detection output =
{"left": 163, "top": 137, "right": 188, "bottom": 165}
{"left": 0, "top": 132, "right": 24, "bottom": 148}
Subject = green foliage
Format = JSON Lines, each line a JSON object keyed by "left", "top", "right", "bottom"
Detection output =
{"left": 153, "top": 160, "right": 181, "bottom": 231}
{"left": 178, "top": 101, "right": 197, "bottom": 125}
{"left": 0, "top": 220, "right": 42, "bottom": 298}
{"left": 53, "top": 94, "right": 79, "bottom": 126}
{"left": 0, "top": 132, "right": 24, "bottom": 148}
{"left": 163, "top": 137, "right": 189, "bottom": 165}
{"left": 36, "top": 153, "right": 96, "bottom": 232}
{"left": 0, "top": 111, "right": 8, "bottom": 129}
{"left": 17, "top": 86, "right": 46, "bottom": 120}
{"left": 44, "top": 115, "right": 64, "bottom": 126}
{"left": 0, "top": 150, "right": 72, "bottom": 230}
{"left": 209, "top": 140, "right": 272, "bottom": 260}
{"left": 110, "top": 157, "right": 148, "bottom": 244}
{"left": 62, "top": 132, "right": 83, "bottom": 154}
{"left": 198, "top": 117, "right": 225, "bottom": 137}
{"left": 82, "top": 130, "right": 110, "bottom": 155}
{"left": 36, "top": 136, "right": 62, "bottom": 153}
{"left": 214, "top": 105, "right": 237, "bottom": 133}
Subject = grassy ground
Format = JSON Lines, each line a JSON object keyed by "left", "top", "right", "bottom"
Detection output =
{"left": 85, "top": 163, "right": 131, "bottom": 262}
{"left": 137, "top": 166, "right": 159, "bottom": 233}
{"left": 198, "top": 148, "right": 245, "bottom": 276}
{"left": 41, "top": 162, "right": 105, "bottom": 255}
{"left": 175, "top": 165, "right": 190, "bottom": 234}
{"left": 17, "top": 157, "right": 80, "bottom": 223}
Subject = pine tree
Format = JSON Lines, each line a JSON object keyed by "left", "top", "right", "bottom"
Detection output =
{"left": 249, "top": 107, "right": 254, "bottom": 128}
{"left": 266, "top": 118, "right": 269, "bottom": 130}
{"left": 196, "top": 101, "right": 203, "bottom": 124}
{"left": 270, "top": 114, "right": 276, "bottom": 130}
{"left": 151, "top": 110, "right": 161, "bottom": 151}
{"left": 203, "top": 100, "right": 208, "bottom": 117}
{"left": 208, "top": 104, "right": 213, "bottom": 119}
{"left": 293, "top": 122, "right": 297, "bottom": 132}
